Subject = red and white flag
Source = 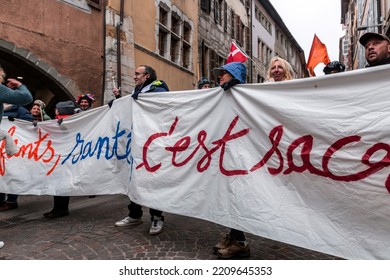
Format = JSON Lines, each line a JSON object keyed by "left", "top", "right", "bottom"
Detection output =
{"left": 226, "top": 41, "right": 248, "bottom": 63}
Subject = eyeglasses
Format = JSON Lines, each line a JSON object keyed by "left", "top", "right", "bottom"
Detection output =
{"left": 218, "top": 70, "right": 228, "bottom": 76}
{"left": 134, "top": 72, "right": 147, "bottom": 76}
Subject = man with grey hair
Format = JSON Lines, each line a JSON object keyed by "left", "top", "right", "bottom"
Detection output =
{"left": 359, "top": 32, "right": 390, "bottom": 67}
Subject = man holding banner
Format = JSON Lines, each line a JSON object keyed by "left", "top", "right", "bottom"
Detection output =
{"left": 115, "top": 65, "right": 169, "bottom": 236}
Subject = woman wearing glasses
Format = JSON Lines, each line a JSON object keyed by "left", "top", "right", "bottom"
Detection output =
{"left": 212, "top": 61, "right": 250, "bottom": 259}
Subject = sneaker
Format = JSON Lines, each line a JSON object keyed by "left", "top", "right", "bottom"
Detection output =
{"left": 217, "top": 240, "right": 250, "bottom": 259}
{"left": 149, "top": 216, "right": 163, "bottom": 235}
{"left": 0, "top": 241, "right": 4, "bottom": 249}
{"left": 213, "top": 233, "right": 232, "bottom": 253}
{"left": 0, "top": 202, "right": 18, "bottom": 211}
{"left": 115, "top": 216, "right": 143, "bottom": 227}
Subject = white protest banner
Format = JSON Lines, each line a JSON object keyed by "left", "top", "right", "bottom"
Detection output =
{"left": 1, "top": 65, "right": 390, "bottom": 259}
{"left": 0, "top": 96, "right": 133, "bottom": 195}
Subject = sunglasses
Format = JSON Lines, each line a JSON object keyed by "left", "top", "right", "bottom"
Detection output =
{"left": 219, "top": 70, "right": 228, "bottom": 76}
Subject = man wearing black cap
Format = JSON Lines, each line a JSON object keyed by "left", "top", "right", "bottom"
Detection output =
{"left": 359, "top": 32, "right": 390, "bottom": 67}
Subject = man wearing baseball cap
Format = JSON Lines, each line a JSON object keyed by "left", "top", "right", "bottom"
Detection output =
{"left": 359, "top": 32, "right": 390, "bottom": 67}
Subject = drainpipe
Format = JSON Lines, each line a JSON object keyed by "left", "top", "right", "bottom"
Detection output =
{"left": 248, "top": 0, "right": 253, "bottom": 83}
{"left": 101, "top": 0, "right": 107, "bottom": 106}
{"left": 116, "top": 0, "right": 124, "bottom": 93}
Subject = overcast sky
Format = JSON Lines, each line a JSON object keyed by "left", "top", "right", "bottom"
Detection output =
{"left": 269, "top": 0, "right": 345, "bottom": 75}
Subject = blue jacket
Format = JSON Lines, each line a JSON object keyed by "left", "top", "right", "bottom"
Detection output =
{"left": 3, "top": 105, "right": 33, "bottom": 121}
{"left": 0, "top": 84, "right": 33, "bottom": 124}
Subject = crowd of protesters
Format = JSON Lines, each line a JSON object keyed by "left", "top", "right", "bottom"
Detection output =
{"left": 1, "top": 31, "right": 389, "bottom": 257}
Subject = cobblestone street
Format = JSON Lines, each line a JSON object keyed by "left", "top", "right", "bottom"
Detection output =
{"left": 0, "top": 194, "right": 341, "bottom": 260}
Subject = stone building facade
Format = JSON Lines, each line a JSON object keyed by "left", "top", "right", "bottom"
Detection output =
{"left": 0, "top": 0, "right": 104, "bottom": 116}
{"left": 198, "top": 0, "right": 250, "bottom": 84}
{"left": 0, "top": 0, "right": 308, "bottom": 115}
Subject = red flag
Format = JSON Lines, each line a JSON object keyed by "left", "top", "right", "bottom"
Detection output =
{"left": 306, "top": 34, "right": 331, "bottom": 76}
{"left": 226, "top": 41, "right": 248, "bottom": 63}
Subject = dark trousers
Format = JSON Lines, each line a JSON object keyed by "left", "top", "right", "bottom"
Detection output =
{"left": 53, "top": 196, "right": 70, "bottom": 211}
{"left": 128, "top": 201, "right": 162, "bottom": 220}
{"left": 229, "top": 229, "right": 246, "bottom": 242}
{"left": 0, "top": 193, "right": 18, "bottom": 203}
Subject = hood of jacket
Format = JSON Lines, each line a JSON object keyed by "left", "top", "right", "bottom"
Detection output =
{"left": 214, "top": 62, "right": 246, "bottom": 84}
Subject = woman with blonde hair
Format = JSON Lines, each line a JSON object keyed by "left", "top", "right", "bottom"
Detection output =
{"left": 266, "top": 56, "right": 294, "bottom": 82}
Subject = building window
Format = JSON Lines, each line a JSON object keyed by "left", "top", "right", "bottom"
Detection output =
{"left": 181, "top": 21, "right": 192, "bottom": 69}
{"left": 210, "top": 50, "right": 217, "bottom": 77}
{"left": 209, "top": 50, "right": 224, "bottom": 77}
{"left": 171, "top": 13, "right": 181, "bottom": 35}
{"left": 214, "top": 0, "right": 223, "bottom": 25}
{"left": 171, "top": 36, "right": 180, "bottom": 63}
{"left": 201, "top": 0, "right": 211, "bottom": 14}
{"left": 158, "top": 30, "right": 168, "bottom": 57}
{"left": 203, "top": 45, "right": 210, "bottom": 79}
{"left": 182, "top": 44, "right": 190, "bottom": 68}
{"left": 245, "top": 26, "right": 250, "bottom": 54}
{"left": 231, "top": 11, "right": 235, "bottom": 38}
{"left": 86, "top": 0, "right": 102, "bottom": 10}
{"left": 266, "top": 48, "right": 273, "bottom": 66}
{"left": 240, "top": 22, "right": 245, "bottom": 46}
{"left": 171, "top": 13, "right": 181, "bottom": 63}
{"left": 255, "top": 5, "right": 272, "bottom": 34}
{"left": 223, "top": 2, "right": 227, "bottom": 31}
{"left": 257, "top": 39, "right": 262, "bottom": 61}
{"left": 159, "top": 6, "right": 168, "bottom": 26}
{"left": 183, "top": 22, "right": 191, "bottom": 43}
{"left": 157, "top": 5, "right": 192, "bottom": 69}
{"left": 258, "top": 39, "right": 272, "bottom": 66}
{"left": 158, "top": 4, "right": 170, "bottom": 58}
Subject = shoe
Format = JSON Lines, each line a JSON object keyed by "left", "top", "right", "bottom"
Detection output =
{"left": 213, "top": 233, "right": 232, "bottom": 253}
{"left": 88, "top": 195, "right": 96, "bottom": 198}
{"left": 217, "top": 240, "right": 250, "bottom": 259}
{"left": 43, "top": 210, "right": 69, "bottom": 218}
{"left": 0, "top": 241, "right": 4, "bottom": 249}
{"left": 0, "top": 202, "right": 18, "bottom": 211}
{"left": 115, "top": 216, "right": 143, "bottom": 227}
{"left": 149, "top": 216, "right": 163, "bottom": 235}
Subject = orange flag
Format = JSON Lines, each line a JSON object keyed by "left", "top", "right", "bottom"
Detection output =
{"left": 306, "top": 34, "right": 331, "bottom": 76}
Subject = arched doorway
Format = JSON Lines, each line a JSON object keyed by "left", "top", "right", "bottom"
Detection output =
{"left": 0, "top": 41, "right": 78, "bottom": 118}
